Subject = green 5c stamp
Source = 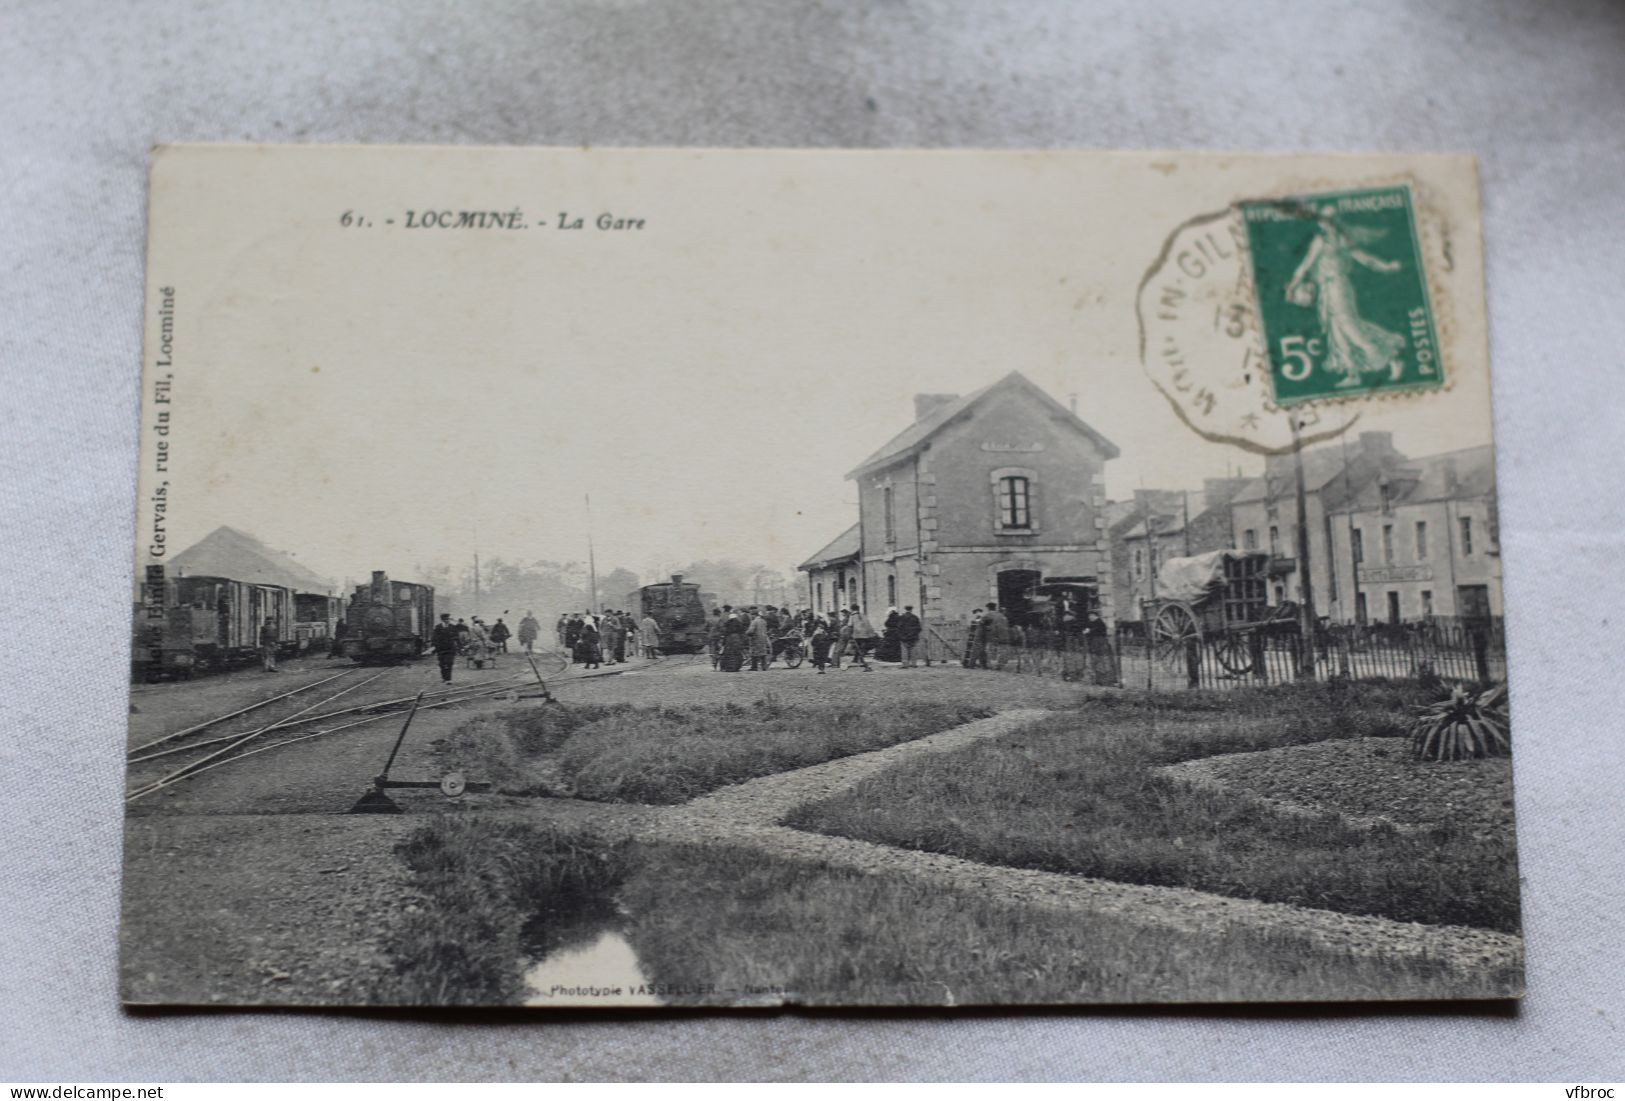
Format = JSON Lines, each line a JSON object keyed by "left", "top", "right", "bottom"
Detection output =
{"left": 1242, "top": 186, "right": 1443, "bottom": 406}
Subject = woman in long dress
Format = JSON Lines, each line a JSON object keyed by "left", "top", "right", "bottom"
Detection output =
{"left": 1284, "top": 210, "right": 1406, "bottom": 388}
{"left": 575, "top": 621, "right": 602, "bottom": 669}
{"left": 719, "top": 613, "right": 747, "bottom": 672}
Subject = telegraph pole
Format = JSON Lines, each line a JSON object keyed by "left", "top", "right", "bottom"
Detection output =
{"left": 584, "top": 493, "right": 599, "bottom": 615}
{"left": 1290, "top": 416, "right": 1318, "bottom": 678}
{"left": 1339, "top": 424, "right": 1359, "bottom": 625}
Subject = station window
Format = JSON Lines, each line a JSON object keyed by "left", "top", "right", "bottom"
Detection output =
{"left": 1352, "top": 528, "right": 1365, "bottom": 565}
{"left": 1460, "top": 516, "right": 1474, "bottom": 555}
{"left": 882, "top": 485, "right": 896, "bottom": 543}
{"left": 998, "top": 476, "right": 1031, "bottom": 529}
{"left": 1383, "top": 524, "right": 1395, "bottom": 565}
{"left": 1243, "top": 528, "right": 1257, "bottom": 550}
{"left": 887, "top": 574, "right": 897, "bottom": 606}
{"left": 1268, "top": 525, "right": 1280, "bottom": 556}
{"left": 1415, "top": 520, "right": 1429, "bottom": 561}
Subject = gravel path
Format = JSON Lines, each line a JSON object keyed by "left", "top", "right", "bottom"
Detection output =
{"left": 682, "top": 709, "right": 1053, "bottom": 823}
{"left": 624, "top": 709, "right": 1520, "bottom": 977}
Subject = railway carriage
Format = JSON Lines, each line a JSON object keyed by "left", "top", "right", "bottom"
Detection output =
{"left": 130, "top": 573, "right": 296, "bottom": 679}
{"left": 340, "top": 570, "right": 434, "bottom": 663}
{"left": 293, "top": 592, "right": 344, "bottom": 651}
{"left": 625, "top": 574, "right": 709, "bottom": 654}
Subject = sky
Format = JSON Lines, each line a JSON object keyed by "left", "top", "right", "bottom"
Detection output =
{"left": 139, "top": 147, "right": 1494, "bottom": 588}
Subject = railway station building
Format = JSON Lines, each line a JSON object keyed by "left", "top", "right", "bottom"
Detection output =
{"left": 801, "top": 372, "right": 1120, "bottom": 629}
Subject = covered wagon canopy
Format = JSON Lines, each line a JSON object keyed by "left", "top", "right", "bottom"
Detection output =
{"left": 1154, "top": 549, "right": 1269, "bottom": 604}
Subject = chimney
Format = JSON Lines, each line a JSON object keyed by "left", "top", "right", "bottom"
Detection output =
{"left": 913, "top": 393, "right": 959, "bottom": 421}
{"left": 671, "top": 573, "right": 684, "bottom": 586}
{"left": 1358, "top": 431, "right": 1395, "bottom": 458}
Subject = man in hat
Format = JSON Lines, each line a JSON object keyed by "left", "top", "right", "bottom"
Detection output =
{"left": 430, "top": 613, "right": 460, "bottom": 683}
{"left": 639, "top": 612, "right": 661, "bottom": 659}
{"left": 896, "top": 604, "right": 924, "bottom": 667}
{"left": 979, "top": 602, "right": 1010, "bottom": 670}
{"left": 844, "top": 604, "right": 875, "bottom": 671}
{"left": 517, "top": 611, "right": 540, "bottom": 654}
{"left": 258, "top": 617, "right": 280, "bottom": 673}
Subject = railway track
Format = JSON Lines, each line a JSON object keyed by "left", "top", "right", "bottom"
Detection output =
{"left": 124, "top": 650, "right": 572, "bottom": 804}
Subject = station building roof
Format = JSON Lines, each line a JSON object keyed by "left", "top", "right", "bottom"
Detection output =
{"left": 167, "top": 525, "right": 336, "bottom": 594}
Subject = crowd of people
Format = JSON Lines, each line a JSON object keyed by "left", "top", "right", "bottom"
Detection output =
{"left": 702, "top": 603, "right": 926, "bottom": 673}
{"left": 419, "top": 597, "right": 1116, "bottom": 685}
{"left": 555, "top": 609, "right": 659, "bottom": 669}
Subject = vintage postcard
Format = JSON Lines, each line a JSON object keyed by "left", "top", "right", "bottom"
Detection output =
{"left": 122, "top": 145, "right": 1519, "bottom": 1008}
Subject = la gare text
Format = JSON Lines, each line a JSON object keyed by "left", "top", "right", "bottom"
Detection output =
{"left": 338, "top": 209, "right": 646, "bottom": 231}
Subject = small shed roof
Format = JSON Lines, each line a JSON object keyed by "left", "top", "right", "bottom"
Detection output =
{"left": 797, "top": 522, "right": 861, "bottom": 571}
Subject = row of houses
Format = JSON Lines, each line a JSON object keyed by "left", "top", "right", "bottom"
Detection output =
{"left": 798, "top": 372, "right": 1501, "bottom": 631}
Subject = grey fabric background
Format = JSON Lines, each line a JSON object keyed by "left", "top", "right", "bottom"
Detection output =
{"left": 2, "top": 0, "right": 1622, "bottom": 1082}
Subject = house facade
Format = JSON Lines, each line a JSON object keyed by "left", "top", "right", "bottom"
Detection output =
{"left": 1226, "top": 434, "right": 1501, "bottom": 625}
{"left": 1227, "top": 431, "right": 1408, "bottom": 620}
{"left": 806, "top": 372, "right": 1119, "bottom": 628}
{"left": 1325, "top": 445, "right": 1501, "bottom": 624}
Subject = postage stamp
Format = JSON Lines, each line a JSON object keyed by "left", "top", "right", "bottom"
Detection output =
{"left": 1241, "top": 186, "right": 1444, "bottom": 408}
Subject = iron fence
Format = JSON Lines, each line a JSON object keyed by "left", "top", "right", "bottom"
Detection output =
{"left": 919, "top": 617, "right": 1505, "bottom": 690}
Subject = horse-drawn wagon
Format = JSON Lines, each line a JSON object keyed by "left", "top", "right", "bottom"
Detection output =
{"left": 1142, "top": 550, "right": 1299, "bottom": 677}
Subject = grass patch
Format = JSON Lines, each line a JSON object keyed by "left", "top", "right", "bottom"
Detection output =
{"left": 439, "top": 696, "right": 995, "bottom": 804}
{"left": 365, "top": 815, "right": 635, "bottom": 1006}
{"left": 626, "top": 843, "right": 1519, "bottom": 1006}
{"left": 785, "top": 680, "right": 1522, "bottom": 932}
{"left": 371, "top": 817, "right": 1519, "bottom": 1007}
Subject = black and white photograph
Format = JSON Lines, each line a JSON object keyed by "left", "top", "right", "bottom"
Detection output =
{"left": 119, "top": 145, "right": 1520, "bottom": 1010}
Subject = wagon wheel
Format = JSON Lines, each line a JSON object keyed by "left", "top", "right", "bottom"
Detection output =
{"left": 1213, "top": 630, "right": 1255, "bottom": 675}
{"left": 1150, "top": 602, "right": 1202, "bottom": 671}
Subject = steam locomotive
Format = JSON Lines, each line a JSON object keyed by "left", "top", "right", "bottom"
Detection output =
{"left": 625, "top": 574, "right": 711, "bottom": 654}
{"left": 339, "top": 570, "right": 435, "bottom": 664}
